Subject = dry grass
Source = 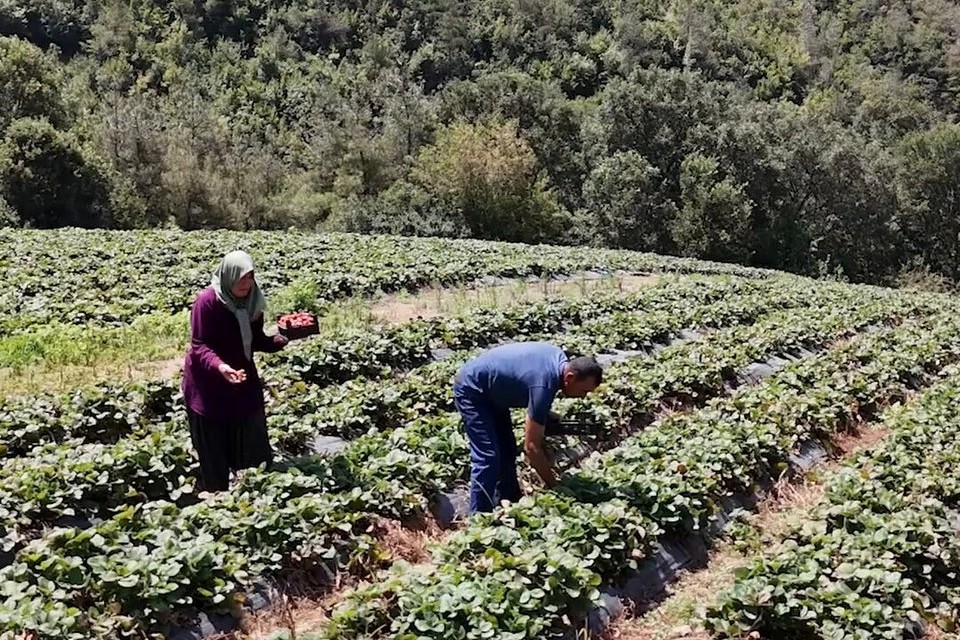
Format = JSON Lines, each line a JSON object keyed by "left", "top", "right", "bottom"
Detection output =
{"left": 240, "top": 588, "right": 342, "bottom": 639}
{"left": 606, "top": 549, "right": 742, "bottom": 640}
{"left": 0, "top": 356, "right": 183, "bottom": 397}
{"left": 367, "top": 273, "right": 662, "bottom": 324}
{"left": 372, "top": 516, "right": 441, "bottom": 565}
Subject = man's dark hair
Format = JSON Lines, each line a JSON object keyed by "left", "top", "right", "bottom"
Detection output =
{"left": 568, "top": 356, "right": 603, "bottom": 385}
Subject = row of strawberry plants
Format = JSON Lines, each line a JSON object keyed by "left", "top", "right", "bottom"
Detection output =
{"left": 0, "top": 284, "right": 936, "bottom": 561}
{"left": 0, "top": 301, "right": 950, "bottom": 640}
{"left": 0, "top": 380, "right": 179, "bottom": 458}
{"left": 303, "top": 292, "right": 932, "bottom": 501}
{"left": 0, "top": 279, "right": 815, "bottom": 551}
{"left": 1, "top": 229, "right": 773, "bottom": 332}
{"left": 0, "top": 470, "right": 406, "bottom": 640}
{"left": 0, "top": 276, "right": 750, "bottom": 458}
{"left": 704, "top": 367, "right": 960, "bottom": 639}
{"left": 261, "top": 275, "right": 765, "bottom": 387}
{"left": 0, "top": 279, "right": 784, "bottom": 551}
{"left": 0, "top": 420, "right": 197, "bottom": 553}
{"left": 266, "top": 278, "right": 838, "bottom": 449}
{"left": 319, "top": 313, "right": 960, "bottom": 640}
{"left": 414, "top": 274, "right": 773, "bottom": 352}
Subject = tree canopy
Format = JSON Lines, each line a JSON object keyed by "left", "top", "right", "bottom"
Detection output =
{"left": 0, "top": 0, "right": 958, "bottom": 285}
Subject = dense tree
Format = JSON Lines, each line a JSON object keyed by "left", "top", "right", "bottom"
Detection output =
{"left": 0, "top": 118, "right": 113, "bottom": 228}
{"left": 0, "top": 0, "right": 89, "bottom": 55}
{"left": 895, "top": 124, "right": 960, "bottom": 280}
{"left": 0, "top": 0, "right": 958, "bottom": 286}
{"left": 409, "top": 120, "right": 566, "bottom": 243}
{"left": 0, "top": 193, "right": 16, "bottom": 227}
{"left": 673, "top": 152, "right": 753, "bottom": 263}
{"left": 0, "top": 36, "right": 68, "bottom": 131}
{"left": 581, "top": 150, "right": 676, "bottom": 252}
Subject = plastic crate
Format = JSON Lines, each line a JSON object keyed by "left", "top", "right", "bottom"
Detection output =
{"left": 277, "top": 312, "right": 319, "bottom": 340}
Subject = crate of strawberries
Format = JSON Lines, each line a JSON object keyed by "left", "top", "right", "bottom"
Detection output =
{"left": 277, "top": 312, "right": 319, "bottom": 340}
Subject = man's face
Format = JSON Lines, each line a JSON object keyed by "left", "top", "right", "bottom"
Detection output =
{"left": 561, "top": 372, "right": 599, "bottom": 398}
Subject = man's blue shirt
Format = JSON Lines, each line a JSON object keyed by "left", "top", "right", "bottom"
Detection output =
{"left": 456, "top": 342, "right": 567, "bottom": 424}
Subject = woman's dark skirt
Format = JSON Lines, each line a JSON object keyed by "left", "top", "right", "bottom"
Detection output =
{"left": 186, "top": 407, "right": 273, "bottom": 491}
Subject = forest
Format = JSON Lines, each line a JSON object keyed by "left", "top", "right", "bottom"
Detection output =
{"left": 0, "top": 0, "right": 958, "bottom": 286}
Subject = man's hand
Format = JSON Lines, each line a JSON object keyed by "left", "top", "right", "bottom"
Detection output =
{"left": 218, "top": 363, "right": 247, "bottom": 384}
{"left": 523, "top": 416, "right": 559, "bottom": 488}
{"left": 272, "top": 334, "right": 289, "bottom": 349}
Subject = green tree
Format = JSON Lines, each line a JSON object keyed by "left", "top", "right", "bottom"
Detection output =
{"left": 0, "top": 36, "right": 68, "bottom": 131}
{"left": 410, "top": 120, "right": 566, "bottom": 243}
{"left": 587, "top": 69, "right": 728, "bottom": 202}
{"left": 673, "top": 152, "right": 753, "bottom": 262}
{"left": 0, "top": 192, "right": 17, "bottom": 226}
{"left": 440, "top": 71, "right": 586, "bottom": 210}
{"left": 0, "top": 0, "right": 90, "bottom": 55}
{"left": 0, "top": 118, "right": 113, "bottom": 228}
{"left": 895, "top": 123, "right": 960, "bottom": 280}
{"left": 581, "top": 150, "right": 676, "bottom": 252}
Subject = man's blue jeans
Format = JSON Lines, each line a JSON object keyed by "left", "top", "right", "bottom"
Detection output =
{"left": 453, "top": 383, "right": 521, "bottom": 514}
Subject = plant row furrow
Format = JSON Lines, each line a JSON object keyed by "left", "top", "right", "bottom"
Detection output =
{"left": 0, "top": 280, "right": 832, "bottom": 550}
{"left": 0, "top": 282, "right": 907, "bottom": 551}
{"left": 0, "top": 276, "right": 753, "bottom": 458}
{"left": 705, "top": 366, "right": 960, "bottom": 639}
{"left": 0, "top": 294, "right": 947, "bottom": 639}
{"left": 1, "top": 229, "right": 772, "bottom": 333}
{"left": 332, "top": 292, "right": 931, "bottom": 504}
{"left": 261, "top": 275, "right": 763, "bottom": 388}
{"left": 319, "top": 312, "right": 960, "bottom": 640}
{"left": 267, "top": 277, "right": 844, "bottom": 450}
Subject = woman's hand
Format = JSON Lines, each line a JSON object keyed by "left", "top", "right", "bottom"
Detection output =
{"left": 272, "top": 334, "right": 289, "bottom": 349}
{"left": 218, "top": 363, "right": 248, "bottom": 384}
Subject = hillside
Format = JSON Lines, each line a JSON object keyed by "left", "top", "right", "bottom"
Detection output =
{"left": 3, "top": 230, "right": 960, "bottom": 638}
{"left": 1, "top": 1, "right": 959, "bottom": 285}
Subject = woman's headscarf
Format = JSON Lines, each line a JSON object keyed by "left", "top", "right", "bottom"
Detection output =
{"left": 211, "top": 250, "right": 267, "bottom": 361}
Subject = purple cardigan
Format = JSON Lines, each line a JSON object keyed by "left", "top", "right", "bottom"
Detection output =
{"left": 181, "top": 287, "right": 283, "bottom": 421}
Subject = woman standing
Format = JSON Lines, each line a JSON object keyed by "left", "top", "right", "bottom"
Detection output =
{"left": 182, "top": 250, "right": 288, "bottom": 492}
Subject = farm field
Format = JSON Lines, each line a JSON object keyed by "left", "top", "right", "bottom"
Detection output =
{"left": 0, "top": 229, "right": 765, "bottom": 394}
{"left": 2, "top": 230, "right": 960, "bottom": 640}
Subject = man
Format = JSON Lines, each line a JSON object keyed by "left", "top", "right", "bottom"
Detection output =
{"left": 453, "top": 341, "right": 603, "bottom": 514}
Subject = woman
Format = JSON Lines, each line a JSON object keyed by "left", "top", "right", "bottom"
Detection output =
{"left": 182, "top": 250, "right": 288, "bottom": 492}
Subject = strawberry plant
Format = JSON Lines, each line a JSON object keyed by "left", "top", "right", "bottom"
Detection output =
{"left": 323, "top": 312, "right": 960, "bottom": 640}
{"left": 2, "top": 233, "right": 960, "bottom": 639}
{"left": 0, "top": 229, "right": 773, "bottom": 334}
{"left": 706, "top": 368, "right": 960, "bottom": 639}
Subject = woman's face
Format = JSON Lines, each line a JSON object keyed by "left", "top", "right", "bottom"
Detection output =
{"left": 232, "top": 271, "right": 255, "bottom": 298}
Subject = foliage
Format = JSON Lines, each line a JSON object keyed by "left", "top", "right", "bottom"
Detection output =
{"left": 0, "top": 36, "right": 67, "bottom": 131}
{"left": 0, "top": 118, "right": 113, "bottom": 228}
{"left": 2, "top": 251, "right": 960, "bottom": 636}
{"left": 324, "top": 301, "right": 960, "bottom": 640}
{"left": 706, "top": 368, "right": 960, "bottom": 638}
{"left": 580, "top": 150, "right": 676, "bottom": 252}
{"left": 894, "top": 123, "right": 960, "bottom": 281}
{"left": 673, "top": 152, "right": 753, "bottom": 263}
{"left": 0, "top": 193, "right": 16, "bottom": 227}
{"left": 0, "top": 0, "right": 957, "bottom": 283}
{"left": 409, "top": 120, "right": 566, "bottom": 243}
{"left": 0, "top": 228, "right": 770, "bottom": 334}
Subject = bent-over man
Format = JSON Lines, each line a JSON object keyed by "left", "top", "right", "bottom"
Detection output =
{"left": 453, "top": 341, "right": 603, "bottom": 514}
